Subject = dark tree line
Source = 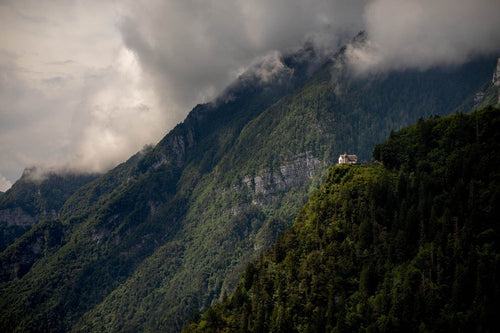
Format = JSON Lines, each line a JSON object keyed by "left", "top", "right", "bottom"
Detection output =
{"left": 185, "top": 107, "right": 500, "bottom": 332}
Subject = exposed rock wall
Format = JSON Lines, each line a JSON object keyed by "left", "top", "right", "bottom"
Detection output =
{"left": 492, "top": 57, "right": 500, "bottom": 105}
{"left": 243, "top": 152, "right": 320, "bottom": 195}
{"left": 492, "top": 57, "right": 500, "bottom": 87}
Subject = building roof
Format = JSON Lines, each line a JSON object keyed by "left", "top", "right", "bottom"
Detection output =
{"left": 339, "top": 153, "right": 358, "bottom": 164}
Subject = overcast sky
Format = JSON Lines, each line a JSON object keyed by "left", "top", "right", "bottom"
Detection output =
{"left": 1, "top": 0, "right": 499, "bottom": 191}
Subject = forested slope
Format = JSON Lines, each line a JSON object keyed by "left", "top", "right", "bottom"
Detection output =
{"left": 0, "top": 170, "right": 99, "bottom": 252}
{"left": 0, "top": 41, "right": 497, "bottom": 332}
{"left": 185, "top": 107, "right": 500, "bottom": 332}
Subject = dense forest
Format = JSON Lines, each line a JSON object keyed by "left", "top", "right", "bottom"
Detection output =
{"left": 0, "top": 41, "right": 497, "bottom": 331}
{"left": 185, "top": 107, "right": 500, "bottom": 332}
{"left": 0, "top": 170, "right": 99, "bottom": 252}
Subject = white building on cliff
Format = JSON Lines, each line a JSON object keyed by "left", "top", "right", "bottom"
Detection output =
{"left": 338, "top": 152, "right": 357, "bottom": 165}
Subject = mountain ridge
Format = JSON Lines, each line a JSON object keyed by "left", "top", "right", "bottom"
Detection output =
{"left": 0, "top": 37, "right": 498, "bottom": 332}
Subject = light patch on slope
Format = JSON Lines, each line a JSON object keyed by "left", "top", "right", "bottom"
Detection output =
{"left": 0, "top": 174, "right": 12, "bottom": 192}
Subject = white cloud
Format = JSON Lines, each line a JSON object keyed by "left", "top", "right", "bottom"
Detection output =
{"left": 0, "top": 0, "right": 367, "bottom": 185}
{"left": 1, "top": 0, "right": 499, "bottom": 187}
{"left": 346, "top": 0, "right": 500, "bottom": 74}
{"left": 119, "top": 0, "right": 367, "bottom": 121}
{"left": 67, "top": 47, "right": 166, "bottom": 173}
{"left": 0, "top": 1, "right": 165, "bottom": 182}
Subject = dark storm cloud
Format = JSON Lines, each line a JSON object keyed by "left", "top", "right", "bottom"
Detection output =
{"left": 1, "top": 0, "right": 499, "bottom": 191}
{"left": 122, "top": 0, "right": 500, "bottom": 120}
{"left": 119, "top": 0, "right": 367, "bottom": 122}
{"left": 0, "top": 1, "right": 166, "bottom": 189}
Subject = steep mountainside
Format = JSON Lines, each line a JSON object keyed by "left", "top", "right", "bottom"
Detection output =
{"left": 0, "top": 151, "right": 147, "bottom": 284}
{"left": 186, "top": 107, "right": 500, "bottom": 332}
{"left": 0, "top": 169, "right": 99, "bottom": 252}
{"left": 0, "top": 39, "right": 498, "bottom": 332}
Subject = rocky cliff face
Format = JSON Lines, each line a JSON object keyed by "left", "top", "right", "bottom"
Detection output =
{"left": 243, "top": 152, "right": 320, "bottom": 195}
{"left": 225, "top": 152, "right": 322, "bottom": 217}
{"left": 492, "top": 57, "right": 500, "bottom": 104}
{"left": 473, "top": 57, "right": 500, "bottom": 109}
{"left": 492, "top": 57, "right": 500, "bottom": 86}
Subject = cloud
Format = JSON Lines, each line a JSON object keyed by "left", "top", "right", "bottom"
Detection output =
{"left": 0, "top": 53, "right": 74, "bottom": 183}
{"left": 1, "top": 0, "right": 367, "bottom": 186}
{"left": 0, "top": 47, "right": 166, "bottom": 178}
{"left": 66, "top": 49, "right": 168, "bottom": 171}
{"left": 1, "top": 0, "right": 499, "bottom": 188}
{"left": 119, "top": 0, "right": 367, "bottom": 121}
{"left": 0, "top": 1, "right": 166, "bottom": 184}
{"left": 66, "top": 48, "right": 167, "bottom": 173}
{"left": 346, "top": 0, "right": 500, "bottom": 73}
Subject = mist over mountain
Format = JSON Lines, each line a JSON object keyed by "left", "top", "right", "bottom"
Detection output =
{"left": 1, "top": 1, "right": 500, "bottom": 331}
{"left": 0, "top": 168, "right": 99, "bottom": 252}
{"left": 0, "top": 27, "right": 498, "bottom": 332}
{"left": 2, "top": 0, "right": 500, "bottom": 191}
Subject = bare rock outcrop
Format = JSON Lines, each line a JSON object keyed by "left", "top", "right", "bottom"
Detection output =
{"left": 243, "top": 152, "right": 321, "bottom": 195}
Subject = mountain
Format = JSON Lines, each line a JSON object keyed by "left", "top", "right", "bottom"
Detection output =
{"left": 0, "top": 168, "right": 99, "bottom": 252}
{"left": 0, "top": 37, "right": 498, "bottom": 332}
{"left": 185, "top": 107, "right": 500, "bottom": 332}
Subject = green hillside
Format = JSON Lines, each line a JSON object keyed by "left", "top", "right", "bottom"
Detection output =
{"left": 0, "top": 41, "right": 497, "bottom": 333}
{"left": 0, "top": 169, "right": 99, "bottom": 252}
{"left": 185, "top": 107, "right": 500, "bottom": 332}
